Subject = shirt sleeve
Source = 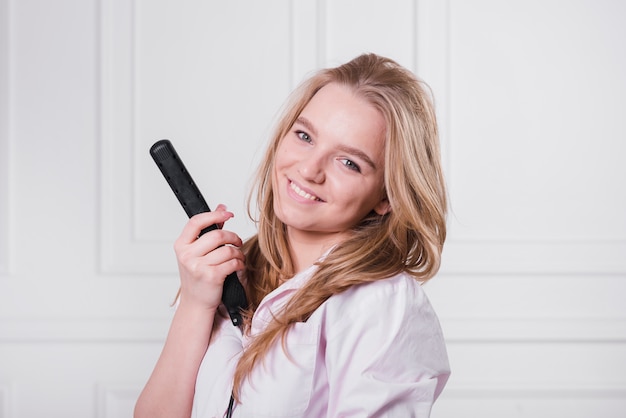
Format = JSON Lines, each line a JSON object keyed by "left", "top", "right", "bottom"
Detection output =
{"left": 324, "top": 274, "right": 450, "bottom": 418}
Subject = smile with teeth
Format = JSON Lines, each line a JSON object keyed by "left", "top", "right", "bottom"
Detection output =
{"left": 290, "top": 181, "right": 322, "bottom": 201}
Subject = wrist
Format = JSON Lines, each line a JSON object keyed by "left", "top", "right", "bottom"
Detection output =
{"left": 171, "top": 299, "right": 218, "bottom": 338}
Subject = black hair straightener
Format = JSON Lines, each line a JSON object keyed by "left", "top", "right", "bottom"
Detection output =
{"left": 149, "top": 139, "right": 248, "bottom": 327}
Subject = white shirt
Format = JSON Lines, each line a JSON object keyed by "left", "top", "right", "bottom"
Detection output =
{"left": 191, "top": 264, "right": 450, "bottom": 418}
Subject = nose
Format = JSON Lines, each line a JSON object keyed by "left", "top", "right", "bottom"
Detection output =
{"left": 298, "top": 153, "right": 326, "bottom": 184}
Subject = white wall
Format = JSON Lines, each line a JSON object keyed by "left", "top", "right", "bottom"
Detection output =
{"left": 1, "top": 0, "right": 625, "bottom": 417}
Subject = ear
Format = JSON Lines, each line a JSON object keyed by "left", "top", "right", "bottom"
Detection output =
{"left": 373, "top": 197, "right": 391, "bottom": 216}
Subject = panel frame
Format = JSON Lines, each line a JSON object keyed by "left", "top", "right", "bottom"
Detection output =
{"left": 0, "top": 317, "right": 624, "bottom": 344}
{"left": 99, "top": 0, "right": 303, "bottom": 274}
{"left": 0, "top": 0, "right": 10, "bottom": 275}
{"left": 416, "top": 0, "right": 626, "bottom": 275}
{"left": 96, "top": 384, "right": 142, "bottom": 418}
{"left": 435, "top": 385, "right": 626, "bottom": 418}
{"left": 0, "top": 384, "right": 10, "bottom": 418}
{"left": 99, "top": 0, "right": 423, "bottom": 274}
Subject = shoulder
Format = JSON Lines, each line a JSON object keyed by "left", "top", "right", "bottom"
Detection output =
{"left": 344, "top": 271, "right": 427, "bottom": 301}
{"left": 314, "top": 272, "right": 444, "bottom": 342}
{"left": 317, "top": 272, "right": 450, "bottom": 403}
{"left": 322, "top": 272, "right": 433, "bottom": 321}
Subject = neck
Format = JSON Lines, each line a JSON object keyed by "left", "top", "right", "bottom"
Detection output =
{"left": 286, "top": 228, "right": 345, "bottom": 274}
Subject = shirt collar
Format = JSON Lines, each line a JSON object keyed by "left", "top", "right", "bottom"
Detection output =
{"left": 248, "top": 247, "right": 335, "bottom": 335}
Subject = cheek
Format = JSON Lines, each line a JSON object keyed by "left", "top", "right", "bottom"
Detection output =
{"left": 337, "top": 182, "right": 374, "bottom": 210}
{"left": 346, "top": 181, "right": 385, "bottom": 214}
{"left": 274, "top": 144, "right": 293, "bottom": 171}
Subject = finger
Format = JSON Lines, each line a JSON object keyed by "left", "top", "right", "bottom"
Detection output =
{"left": 182, "top": 229, "right": 243, "bottom": 259}
{"left": 214, "top": 203, "right": 227, "bottom": 212}
{"left": 178, "top": 247, "right": 245, "bottom": 286}
{"left": 200, "top": 245, "right": 245, "bottom": 267}
{"left": 214, "top": 204, "right": 228, "bottom": 228}
{"left": 177, "top": 211, "right": 233, "bottom": 244}
{"left": 208, "top": 258, "right": 246, "bottom": 284}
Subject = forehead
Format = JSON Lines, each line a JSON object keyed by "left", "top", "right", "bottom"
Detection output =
{"left": 298, "top": 83, "right": 386, "bottom": 160}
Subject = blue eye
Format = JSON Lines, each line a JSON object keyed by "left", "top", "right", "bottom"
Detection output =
{"left": 296, "top": 131, "right": 312, "bottom": 143}
{"left": 340, "top": 158, "right": 361, "bottom": 172}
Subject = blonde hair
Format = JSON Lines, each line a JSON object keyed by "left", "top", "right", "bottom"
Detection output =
{"left": 234, "top": 53, "right": 447, "bottom": 397}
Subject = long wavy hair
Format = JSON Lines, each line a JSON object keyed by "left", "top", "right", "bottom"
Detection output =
{"left": 233, "top": 53, "right": 447, "bottom": 397}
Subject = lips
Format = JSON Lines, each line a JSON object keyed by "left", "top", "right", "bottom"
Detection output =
{"left": 289, "top": 180, "right": 323, "bottom": 202}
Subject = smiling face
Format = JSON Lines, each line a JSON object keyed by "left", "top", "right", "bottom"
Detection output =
{"left": 272, "top": 82, "right": 389, "bottom": 247}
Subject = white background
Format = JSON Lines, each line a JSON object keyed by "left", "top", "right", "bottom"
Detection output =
{"left": 1, "top": 0, "right": 625, "bottom": 417}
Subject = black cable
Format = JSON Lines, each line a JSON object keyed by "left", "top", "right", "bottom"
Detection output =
{"left": 225, "top": 394, "right": 235, "bottom": 418}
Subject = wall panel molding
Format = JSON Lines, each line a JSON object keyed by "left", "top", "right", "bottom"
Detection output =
{"left": 0, "top": 318, "right": 169, "bottom": 343}
{"left": 99, "top": 0, "right": 162, "bottom": 274}
{"left": 441, "top": 239, "right": 626, "bottom": 275}
{"left": 99, "top": 0, "right": 422, "bottom": 274}
{"left": 0, "top": 0, "right": 10, "bottom": 275}
{"left": 99, "top": 0, "right": 626, "bottom": 276}
{"left": 442, "top": 317, "right": 626, "bottom": 343}
{"left": 436, "top": 385, "right": 626, "bottom": 418}
{"left": 0, "top": 384, "right": 8, "bottom": 418}
{"left": 99, "top": 0, "right": 300, "bottom": 274}
{"left": 291, "top": 0, "right": 324, "bottom": 86}
{"left": 0, "top": 383, "right": 14, "bottom": 418}
{"left": 415, "top": 0, "right": 450, "bottom": 157}
{"left": 0, "top": 317, "right": 623, "bottom": 343}
{"left": 416, "top": 0, "right": 626, "bottom": 275}
{"left": 292, "top": 0, "right": 420, "bottom": 85}
{"left": 96, "top": 384, "right": 142, "bottom": 418}
{"left": 443, "top": 385, "right": 626, "bottom": 399}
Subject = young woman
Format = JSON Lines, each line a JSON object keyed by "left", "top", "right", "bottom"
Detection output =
{"left": 135, "top": 53, "right": 450, "bottom": 418}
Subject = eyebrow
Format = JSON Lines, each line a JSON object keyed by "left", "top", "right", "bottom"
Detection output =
{"left": 295, "top": 116, "right": 318, "bottom": 137}
{"left": 294, "top": 116, "right": 378, "bottom": 170}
